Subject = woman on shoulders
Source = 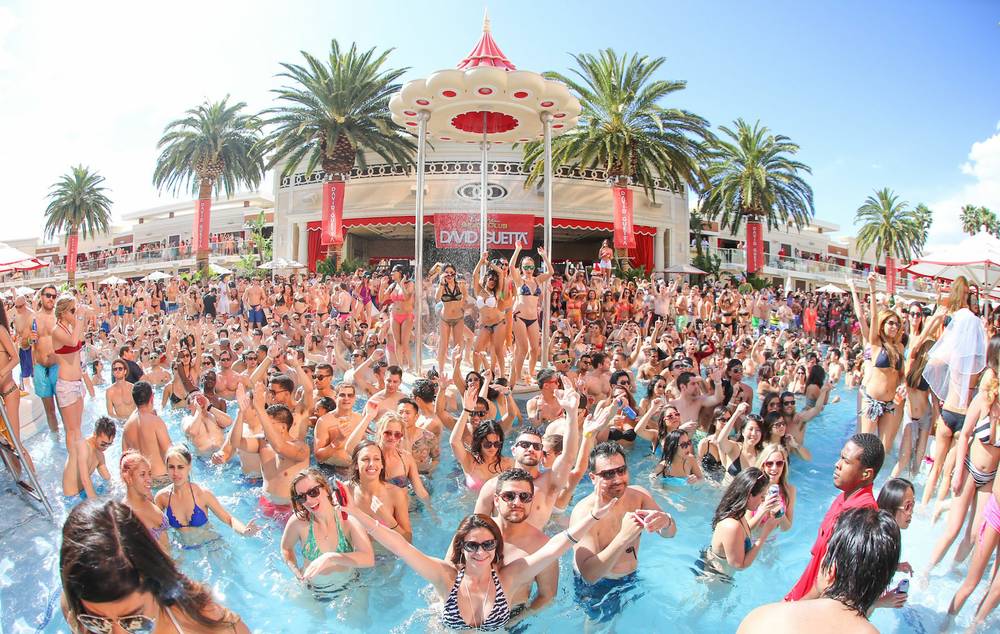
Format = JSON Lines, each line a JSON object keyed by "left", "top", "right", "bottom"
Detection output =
{"left": 652, "top": 430, "right": 703, "bottom": 485}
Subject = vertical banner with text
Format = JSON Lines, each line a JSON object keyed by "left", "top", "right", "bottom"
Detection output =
{"left": 193, "top": 198, "right": 212, "bottom": 252}
{"left": 321, "top": 180, "right": 346, "bottom": 246}
{"left": 612, "top": 187, "right": 636, "bottom": 249}
{"left": 746, "top": 220, "right": 763, "bottom": 274}
{"left": 885, "top": 256, "right": 897, "bottom": 295}
{"left": 66, "top": 233, "right": 78, "bottom": 277}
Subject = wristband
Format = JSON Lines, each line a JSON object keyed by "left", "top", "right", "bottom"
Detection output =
{"left": 565, "top": 530, "right": 579, "bottom": 544}
{"left": 463, "top": 408, "right": 475, "bottom": 414}
{"left": 590, "top": 510, "right": 600, "bottom": 521}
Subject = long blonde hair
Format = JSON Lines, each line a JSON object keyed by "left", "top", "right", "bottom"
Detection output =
{"left": 978, "top": 336, "right": 1000, "bottom": 407}
{"left": 755, "top": 443, "right": 791, "bottom": 501}
{"left": 946, "top": 276, "right": 971, "bottom": 313}
{"left": 54, "top": 294, "right": 76, "bottom": 322}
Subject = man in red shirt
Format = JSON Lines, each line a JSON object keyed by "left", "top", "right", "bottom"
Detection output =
{"left": 785, "top": 433, "right": 884, "bottom": 601}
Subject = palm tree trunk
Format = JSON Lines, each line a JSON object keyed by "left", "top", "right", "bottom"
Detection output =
{"left": 195, "top": 178, "right": 213, "bottom": 276}
{"left": 66, "top": 229, "right": 79, "bottom": 286}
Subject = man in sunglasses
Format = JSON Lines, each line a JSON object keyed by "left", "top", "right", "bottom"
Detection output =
{"left": 572, "top": 442, "right": 675, "bottom": 607}
{"left": 526, "top": 370, "right": 567, "bottom": 431}
{"left": 27, "top": 284, "right": 61, "bottom": 432}
{"left": 62, "top": 415, "right": 116, "bottom": 501}
{"left": 475, "top": 399, "right": 579, "bottom": 530}
{"left": 780, "top": 382, "right": 834, "bottom": 446}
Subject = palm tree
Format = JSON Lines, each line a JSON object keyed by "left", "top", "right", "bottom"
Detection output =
{"left": 265, "top": 40, "right": 416, "bottom": 266}
{"left": 522, "top": 49, "right": 712, "bottom": 235}
{"left": 153, "top": 97, "right": 266, "bottom": 274}
{"left": 913, "top": 203, "right": 933, "bottom": 251}
{"left": 959, "top": 204, "right": 997, "bottom": 236}
{"left": 699, "top": 120, "right": 814, "bottom": 274}
{"left": 44, "top": 165, "right": 113, "bottom": 285}
{"left": 854, "top": 188, "right": 924, "bottom": 286}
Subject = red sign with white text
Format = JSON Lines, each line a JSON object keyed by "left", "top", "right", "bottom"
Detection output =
{"left": 612, "top": 187, "right": 636, "bottom": 249}
{"left": 66, "top": 233, "right": 78, "bottom": 276}
{"left": 434, "top": 213, "right": 533, "bottom": 250}
{"left": 746, "top": 220, "right": 763, "bottom": 274}
{"left": 193, "top": 198, "right": 211, "bottom": 252}
{"left": 322, "top": 180, "right": 346, "bottom": 246}
{"left": 886, "top": 256, "right": 897, "bottom": 294}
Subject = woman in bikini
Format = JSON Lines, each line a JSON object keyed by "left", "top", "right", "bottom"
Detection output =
{"left": 891, "top": 322, "right": 937, "bottom": 478}
{"left": 598, "top": 239, "right": 614, "bottom": 280}
{"left": 435, "top": 262, "right": 467, "bottom": 375}
{"left": 583, "top": 289, "right": 602, "bottom": 324}
{"left": 379, "top": 265, "right": 415, "bottom": 369}
{"left": 711, "top": 403, "right": 763, "bottom": 483}
{"left": 703, "top": 468, "right": 780, "bottom": 576}
{"left": 119, "top": 450, "right": 171, "bottom": 553}
{"left": 0, "top": 301, "right": 35, "bottom": 483}
{"left": 281, "top": 467, "right": 374, "bottom": 599}
{"left": 154, "top": 445, "right": 259, "bottom": 548}
{"left": 345, "top": 411, "right": 430, "bottom": 505}
{"left": 859, "top": 272, "right": 905, "bottom": 452}
{"left": 652, "top": 429, "right": 703, "bottom": 485}
{"left": 508, "top": 243, "right": 554, "bottom": 387}
{"left": 163, "top": 345, "right": 197, "bottom": 409}
{"left": 472, "top": 254, "right": 507, "bottom": 376}
{"left": 50, "top": 293, "right": 93, "bottom": 452}
{"left": 755, "top": 443, "right": 796, "bottom": 531}
{"left": 450, "top": 394, "right": 513, "bottom": 491}
{"left": 346, "top": 441, "right": 412, "bottom": 541}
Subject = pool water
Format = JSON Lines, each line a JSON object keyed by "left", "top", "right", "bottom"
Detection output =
{"left": 0, "top": 375, "right": 995, "bottom": 633}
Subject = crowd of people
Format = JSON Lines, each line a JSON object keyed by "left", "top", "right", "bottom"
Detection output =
{"left": 2, "top": 242, "right": 1000, "bottom": 632}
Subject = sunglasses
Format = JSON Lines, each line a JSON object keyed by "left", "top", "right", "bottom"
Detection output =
{"left": 481, "top": 439, "right": 503, "bottom": 449}
{"left": 461, "top": 539, "right": 498, "bottom": 553}
{"left": 77, "top": 614, "right": 156, "bottom": 634}
{"left": 515, "top": 440, "right": 542, "bottom": 451}
{"left": 679, "top": 441, "right": 692, "bottom": 449}
{"left": 593, "top": 465, "right": 628, "bottom": 480}
{"left": 315, "top": 373, "right": 332, "bottom": 380}
{"left": 781, "top": 400, "right": 796, "bottom": 406}
{"left": 764, "top": 460, "right": 785, "bottom": 468}
{"left": 292, "top": 484, "right": 323, "bottom": 504}
{"left": 498, "top": 491, "right": 534, "bottom": 504}
{"left": 43, "top": 293, "right": 57, "bottom": 299}
{"left": 382, "top": 430, "right": 404, "bottom": 440}
{"left": 268, "top": 388, "right": 288, "bottom": 396}
{"left": 521, "top": 265, "right": 535, "bottom": 271}
{"left": 664, "top": 411, "right": 680, "bottom": 419}
{"left": 113, "top": 367, "right": 126, "bottom": 372}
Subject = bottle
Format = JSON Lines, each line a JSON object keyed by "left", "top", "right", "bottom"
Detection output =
{"left": 621, "top": 405, "right": 637, "bottom": 420}
{"left": 769, "top": 484, "right": 785, "bottom": 519}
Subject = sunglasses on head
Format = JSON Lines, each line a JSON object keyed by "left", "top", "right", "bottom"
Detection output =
{"left": 292, "top": 484, "right": 323, "bottom": 505}
{"left": 77, "top": 614, "right": 157, "bottom": 634}
{"left": 461, "top": 539, "right": 497, "bottom": 553}
{"left": 594, "top": 465, "right": 628, "bottom": 480}
{"left": 498, "top": 490, "right": 533, "bottom": 504}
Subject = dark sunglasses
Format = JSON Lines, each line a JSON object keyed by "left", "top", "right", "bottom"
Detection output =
{"left": 77, "top": 614, "right": 157, "bottom": 634}
{"left": 480, "top": 439, "right": 503, "bottom": 449}
{"left": 461, "top": 539, "right": 498, "bottom": 553}
{"left": 382, "top": 430, "right": 404, "bottom": 439}
{"left": 594, "top": 465, "right": 628, "bottom": 480}
{"left": 292, "top": 484, "right": 323, "bottom": 504}
{"left": 470, "top": 410, "right": 487, "bottom": 418}
{"left": 42, "top": 292, "right": 57, "bottom": 299}
{"left": 515, "top": 440, "right": 543, "bottom": 451}
{"left": 781, "top": 400, "right": 796, "bottom": 406}
{"left": 498, "top": 491, "right": 534, "bottom": 504}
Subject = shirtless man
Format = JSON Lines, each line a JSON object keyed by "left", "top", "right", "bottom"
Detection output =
{"left": 366, "top": 364, "right": 405, "bottom": 418}
{"left": 182, "top": 390, "right": 233, "bottom": 455}
{"left": 11, "top": 294, "right": 35, "bottom": 392}
{"left": 62, "top": 415, "right": 115, "bottom": 500}
{"left": 200, "top": 370, "right": 227, "bottom": 411}
{"left": 571, "top": 441, "right": 675, "bottom": 622}
{"left": 242, "top": 279, "right": 266, "bottom": 328}
{"left": 526, "top": 369, "right": 566, "bottom": 431}
{"left": 475, "top": 389, "right": 579, "bottom": 529}
{"left": 232, "top": 382, "right": 309, "bottom": 523}
{"left": 105, "top": 358, "right": 136, "bottom": 421}
{"left": 214, "top": 349, "right": 249, "bottom": 399}
{"left": 165, "top": 278, "right": 179, "bottom": 313}
{"left": 142, "top": 352, "right": 171, "bottom": 385}
{"left": 121, "top": 381, "right": 173, "bottom": 489}
{"left": 312, "top": 362, "right": 337, "bottom": 400}
{"left": 29, "top": 285, "right": 60, "bottom": 432}
{"left": 411, "top": 378, "right": 446, "bottom": 440}
{"left": 313, "top": 382, "right": 362, "bottom": 468}
{"left": 583, "top": 352, "right": 612, "bottom": 404}
{"left": 671, "top": 368, "right": 724, "bottom": 424}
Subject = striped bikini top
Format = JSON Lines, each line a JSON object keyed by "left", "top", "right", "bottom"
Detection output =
{"left": 975, "top": 416, "right": 1000, "bottom": 448}
{"left": 440, "top": 567, "right": 510, "bottom": 631}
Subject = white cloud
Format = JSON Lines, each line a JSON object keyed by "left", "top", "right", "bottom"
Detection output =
{"left": 925, "top": 122, "right": 1000, "bottom": 249}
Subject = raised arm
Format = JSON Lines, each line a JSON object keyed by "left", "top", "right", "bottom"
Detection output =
{"left": 449, "top": 386, "right": 478, "bottom": 473}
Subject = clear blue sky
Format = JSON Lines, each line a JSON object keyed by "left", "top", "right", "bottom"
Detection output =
{"left": 1, "top": 0, "right": 997, "bottom": 244}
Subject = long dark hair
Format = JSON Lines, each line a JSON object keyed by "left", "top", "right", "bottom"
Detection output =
{"left": 471, "top": 420, "right": 506, "bottom": 474}
{"left": 0, "top": 300, "right": 9, "bottom": 330}
{"left": 737, "top": 414, "right": 765, "bottom": 452}
{"left": 660, "top": 430, "right": 688, "bottom": 467}
{"left": 712, "top": 467, "right": 768, "bottom": 528}
{"left": 61, "top": 499, "right": 237, "bottom": 630}
{"left": 448, "top": 514, "right": 505, "bottom": 568}
{"left": 350, "top": 440, "right": 387, "bottom": 485}
{"left": 876, "top": 477, "right": 914, "bottom": 516}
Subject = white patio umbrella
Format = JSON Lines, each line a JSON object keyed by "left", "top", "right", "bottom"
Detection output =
{"left": 142, "top": 271, "right": 172, "bottom": 281}
{"left": 0, "top": 242, "right": 46, "bottom": 272}
{"left": 815, "top": 283, "right": 845, "bottom": 294}
{"left": 663, "top": 263, "right": 707, "bottom": 275}
{"left": 15, "top": 286, "right": 35, "bottom": 296}
{"left": 208, "top": 263, "right": 233, "bottom": 276}
{"left": 99, "top": 276, "right": 127, "bottom": 285}
{"left": 258, "top": 257, "right": 305, "bottom": 270}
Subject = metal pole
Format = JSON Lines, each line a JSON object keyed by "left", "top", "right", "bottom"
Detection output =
{"left": 480, "top": 113, "right": 489, "bottom": 257}
{"left": 413, "top": 111, "right": 429, "bottom": 374}
{"left": 541, "top": 112, "right": 553, "bottom": 368}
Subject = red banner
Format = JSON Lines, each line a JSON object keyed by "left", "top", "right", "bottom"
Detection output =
{"left": 886, "top": 256, "right": 896, "bottom": 294}
{"left": 746, "top": 220, "right": 763, "bottom": 274}
{"left": 612, "top": 187, "right": 636, "bottom": 249}
{"left": 434, "top": 213, "right": 533, "bottom": 250}
{"left": 193, "top": 198, "right": 211, "bottom": 252}
{"left": 322, "top": 180, "right": 346, "bottom": 246}
{"left": 66, "top": 233, "right": 78, "bottom": 276}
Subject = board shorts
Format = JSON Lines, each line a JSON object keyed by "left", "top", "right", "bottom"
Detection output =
{"left": 18, "top": 348, "right": 32, "bottom": 378}
{"left": 33, "top": 363, "right": 60, "bottom": 399}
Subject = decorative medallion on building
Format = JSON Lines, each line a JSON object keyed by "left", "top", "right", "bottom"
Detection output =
{"left": 456, "top": 182, "right": 507, "bottom": 202}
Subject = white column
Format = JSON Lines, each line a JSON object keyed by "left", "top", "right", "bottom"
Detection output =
{"left": 654, "top": 227, "right": 666, "bottom": 271}
{"left": 297, "top": 222, "right": 308, "bottom": 263}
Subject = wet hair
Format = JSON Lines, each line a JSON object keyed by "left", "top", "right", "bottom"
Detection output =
{"left": 131, "top": 381, "right": 153, "bottom": 407}
{"left": 165, "top": 444, "right": 193, "bottom": 468}
{"left": 588, "top": 440, "right": 627, "bottom": 473}
{"left": 471, "top": 421, "right": 506, "bottom": 474}
{"left": 94, "top": 416, "right": 117, "bottom": 440}
{"left": 350, "top": 440, "right": 387, "bottom": 484}
{"left": 820, "top": 508, "right": 901, "bottom": 616}
{"left": 660, "top": 430, "right": 689, "bottom": 468}
{"left": 290, "top": 468, "right": 335, "bottom": 521}
{"left": 265, "top": 404, "right": 294, "bottom": 431}
{"left": 876, "top": 477, "right": 915, "bottom": 517}
{"left": 60, "top": 500, "right": 237, "bottom": 630}
{"left": 448, "top": 514, "right": 504, "bottom": 568}
{"left": 849, "top": 432, "right": 885, "bottom": 479}
{"left": 411, "top": 378, "right": 437, "bottom": 403}
{"left": 495, "top": 467, "right": 535, "bottom": 494}
{"left": 712, "top": 467, "right": 769, "bottom": 528}
{"left": 269, "top": 374, "right": 294, "bottom": 394}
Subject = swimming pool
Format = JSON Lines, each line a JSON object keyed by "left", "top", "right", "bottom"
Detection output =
{"left": 0, "top": 375, "right": 993, "bottom": 633}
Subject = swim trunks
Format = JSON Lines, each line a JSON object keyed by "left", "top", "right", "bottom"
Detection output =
{"left": 33, "top": 363, "right": 60, "bottom": 399}
{"left": 18, "top": 348, "right": 32, "bottom": 378}
{"left": 574, "top": 572, "right": 641, "bottom": 623}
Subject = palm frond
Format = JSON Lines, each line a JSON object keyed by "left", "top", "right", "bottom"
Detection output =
{"left": 44, "top": 165, "right": 113, "bottom": 242}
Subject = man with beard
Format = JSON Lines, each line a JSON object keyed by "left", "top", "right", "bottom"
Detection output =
{"left": 571, "top": 441, "right": 675, "bottom": 621}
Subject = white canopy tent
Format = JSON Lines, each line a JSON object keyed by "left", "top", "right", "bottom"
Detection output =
{"left": 99, "top": 276, "right": 127, "bottom": 286}
{"left": 902, "top": 229, "right": 1000, "bottom": 287}
{"left": 815, "top": 283, "right": 845, "bottom": 294}
{"left": 142, "top": 271, "right": 172, "bottom": 281}
{"left": 0, "top": 243, "right": 47, "bottom": 273}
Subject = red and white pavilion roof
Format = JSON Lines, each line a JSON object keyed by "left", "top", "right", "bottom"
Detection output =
{"left": 389, "top": 14, "right": 581, "bottom": 144}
